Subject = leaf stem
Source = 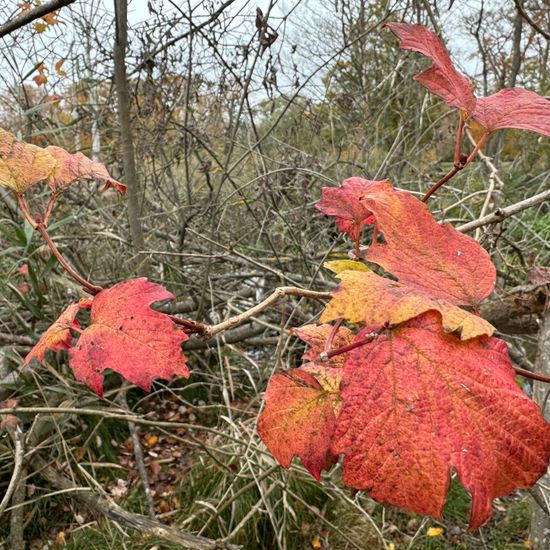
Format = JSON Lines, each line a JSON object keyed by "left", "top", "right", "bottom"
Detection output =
{"left": 34, "top": 222, "right": 103, "bottom": 295}
{"left": 422, "top": 130, "right": 491, "bottom": 203}
{"left": 43, "top": 192, "right": 59, "bottom": 226}
{"left": 320, "top": 328, "right": 384, "bottom": 361}
{"left": 324, "top": 318, "right": 344, "bottom": 354}
{"left": 453, "top": 115, "right": 466, "bottom": 165}
{"left": 513, "top": 366, "right": 550, "bottom": 384}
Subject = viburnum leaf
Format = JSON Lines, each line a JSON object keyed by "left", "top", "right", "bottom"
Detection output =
{"left": 315, "top": 178, "right": 391, "bottom": 241}
{"left": 0, "top": 128, "right": 125, "bottom": 194}
{"left": 386, "top": 23, "right": 550, "bottom": 136}
{"left": 258, "top": 368, "right": 340, "bottom": 480}
{"left": 69, "top": 278, "right": 189, "bottom": 397}
{"left": 321, "top": 269, "right": 494, "bottom": 339}
{"left": 348, "top": 179, "right": 495, "bottom": 306}
{"left": 473, "top": 88, "right": 550, "bottom": 136}
{"left": 384, "top": 23, "right": 476, "bottom": 114}
{"left": 333, "top": 312, "right": 550, "bottom": 530}
{"left": 23, "top": 302, "right": 81, "bottom": 366}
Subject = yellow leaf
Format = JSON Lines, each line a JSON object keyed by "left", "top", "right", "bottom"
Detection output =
{"left": 55, "top": 59, "right": 67, "bottom": 77}
{"left": 324, "top": 260, "right": 370, "bottom": 274}
{"left": 311, "top": 539, "right": 322, "bottom": 549}
{"left": 427, "top": 527, "right": 444, "bottom": 537}
{"left": 34, "top": 22, "right": 46, "bottom": 32}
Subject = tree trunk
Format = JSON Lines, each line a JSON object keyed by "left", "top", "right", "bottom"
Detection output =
{"left": 531, "top": 301, "right": 550, "bottom": 550}
{"left": 113, "top": 0, "right": 148, "bottom": 274}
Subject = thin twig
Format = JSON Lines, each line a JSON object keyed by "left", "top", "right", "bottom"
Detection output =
{"left": 118, "top": 390, "right": 156, "bottom": 519}
{"left": 203, "top": 287, "right": 331, "bottom": 338}
{"left": 457, "top": 188, "right": 550, "bottom": 233}
{"left": 0, "top": 427, "right": 25, "bottom": 516}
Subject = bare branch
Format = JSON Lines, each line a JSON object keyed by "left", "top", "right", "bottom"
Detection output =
{"left": 457, "top": 188, "right": 550, "bottom": 233}
{"left": 0, "top": 0, "right": 76, "bottom": 39}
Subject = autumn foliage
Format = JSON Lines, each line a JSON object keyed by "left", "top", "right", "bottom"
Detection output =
{"left": 3, "top": 22, "right": 550, "bottom": 531}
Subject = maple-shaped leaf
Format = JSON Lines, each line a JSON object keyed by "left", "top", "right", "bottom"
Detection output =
{"left": 321, "top": 269, "right": 494, "bottom": 339}
{"left": 258, "top": 368, "right": 340, "bottom": 480}
{"left": 386, "top": 23, "right": 550, "bottom": 136}
{"left": 69, "top": 278, "right": 189, "bottom": 397}
{"left": 384, "top": 23, "right": 476, "bottom": 114}
{"left": 316, "top": 178, "right": 392, "bottom": 241}
{"left": 473, "top": 88, "right": 550, "bottom": 136}
{"left": 356, "top": 180, "right": 495, "bottom": 307}
{"left": 333, "top": 312, "right": 550, "bottom": 530}
{"left": 0, "top": 128, "right": 125, "bottom": 194}
{"left": 23, "top": 302, "right": 81, "bottom": 366}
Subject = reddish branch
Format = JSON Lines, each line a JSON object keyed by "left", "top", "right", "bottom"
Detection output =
{"left": 18, "top": 195, "right": 102, "bottom": 295}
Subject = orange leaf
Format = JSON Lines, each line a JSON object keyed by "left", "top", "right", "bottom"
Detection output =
{"left": 24, "top": 303, "right": 81, "bottom": 366}
{"left": 69, "top": 278, "right": 189, "bottom": 397}
{"left": 32, "top": 74, "right": 48, "bottom": 86}
{"left": 44, "top": 145, "right": 125, "bottom": 193}
{"left": 357, "top": 180, "right": 494, "bottom": 307}
{"left": 258, "top": 368, "right": 339, "bottom": 480}
{"left": 333, "top": 312, "right": 550, "bottom": 530}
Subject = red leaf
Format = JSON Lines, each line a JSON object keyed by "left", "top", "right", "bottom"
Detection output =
{"left": 258, "top": 368, "right": 340, "bottom": 479}
{"left": 333, "top": 312, "right": 550, "bottom": 530}
{"left": 356, "top": 181, "right": 495, "bottom": 306}
{"left": 69, "top": 278, "right": 189, "bottom": 397}
{"left": 24, "top": 302, "right": 81, "bottom": 366}
{"left": 384, "top": 23, "right": 476, "bottom": 115}
{"left": 386, "top": 23, "right": 550, "bottom": 137}
{"left": 473, "top": 88, "right": 550, "bottom": 136}
{"left": 315, "top": 178, "right": 391, "bottom": 241}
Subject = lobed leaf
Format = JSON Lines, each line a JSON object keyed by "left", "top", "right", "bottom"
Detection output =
{"left": 0, "top": 128, "right": 57, "bottom": 193}
{"left": 321, "top": 269, "right": 494, "bottom": 339}
{"left": 69, "top": 278, "right": 189, "bottom": 397}
{"left": 384, "top": 23, "right": 476, "bottom": 115}
{"left": 333, "top": 312, "right": 550, "bottom": 530}
{"left": 0, "top": 128, "right": 125, "bottom": 194}
{"left": 386, "top": 23, "right": 550, "bottom": 137}
{"left": 358, "top": 181, "right": 496, "bottom": 307}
